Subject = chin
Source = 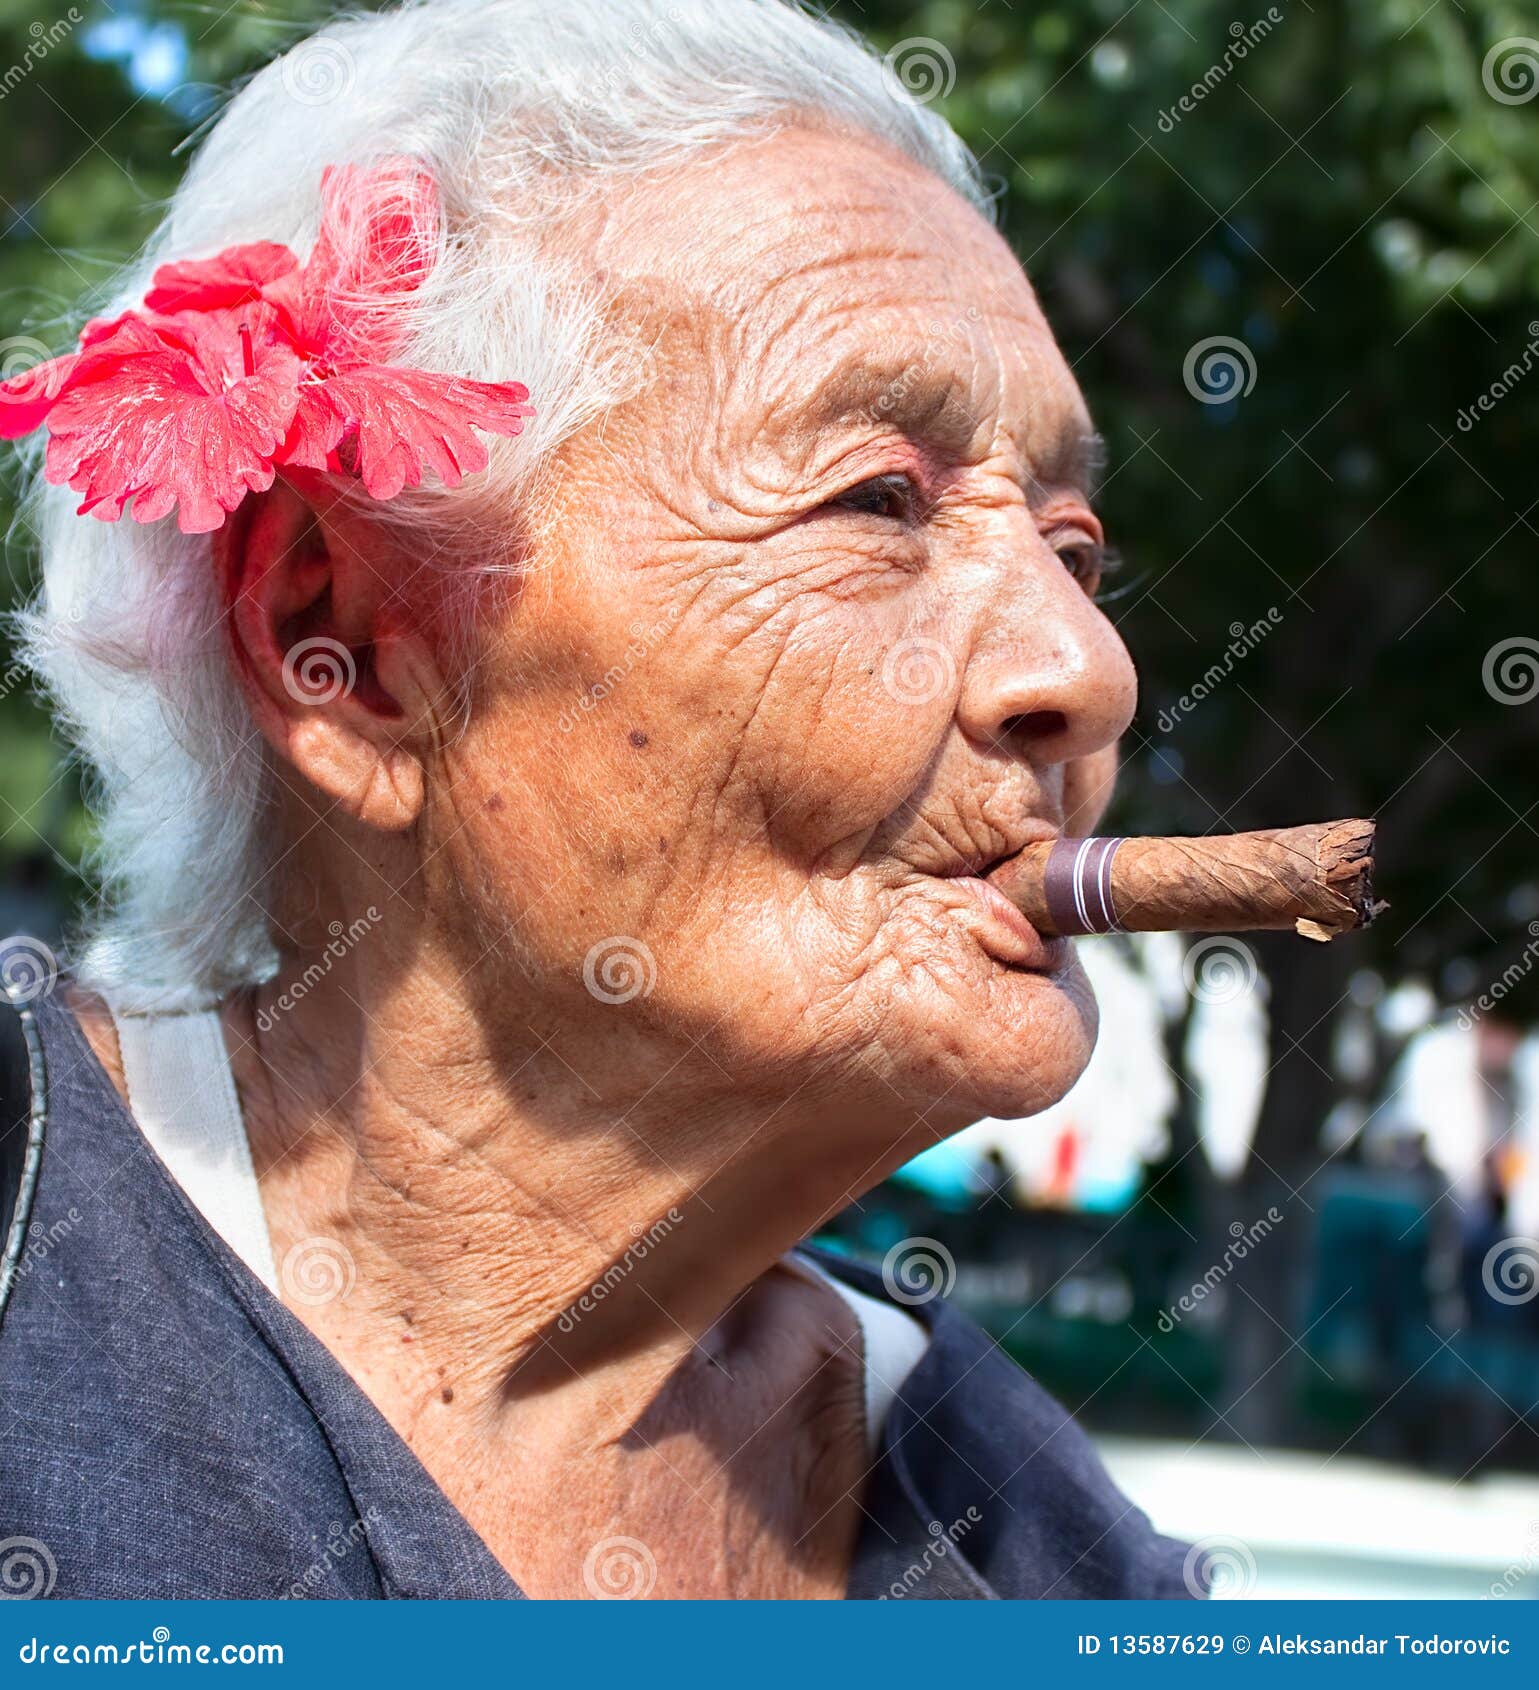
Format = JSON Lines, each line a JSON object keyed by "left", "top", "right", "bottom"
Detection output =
{"left": 887, "top": 948, "right": 1101, "bottom": 1125}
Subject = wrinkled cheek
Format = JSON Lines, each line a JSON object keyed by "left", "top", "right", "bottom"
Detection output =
{"left": 748, "top": 665, "right": 954, "bottom": 859}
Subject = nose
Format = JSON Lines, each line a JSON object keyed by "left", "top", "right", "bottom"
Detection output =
{"left": 955, "top": 549, "right": 1137, "bottom": 768}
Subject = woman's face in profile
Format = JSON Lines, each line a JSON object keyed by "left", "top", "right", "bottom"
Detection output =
{"left": 432, "top": 125, "right": 1138, "bottom": 1137}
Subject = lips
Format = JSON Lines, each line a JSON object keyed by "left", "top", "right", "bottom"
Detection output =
{"left": 951, "top": 873, "right": 1068, "bottom": 974}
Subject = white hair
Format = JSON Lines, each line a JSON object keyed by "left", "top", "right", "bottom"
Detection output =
{"left": 16, "top": 0, "right": 987, "bottom": 1010}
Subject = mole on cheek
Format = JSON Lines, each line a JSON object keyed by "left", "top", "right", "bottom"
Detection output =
{"left": 628, "top": 728, "right": 649, "bottom": 748}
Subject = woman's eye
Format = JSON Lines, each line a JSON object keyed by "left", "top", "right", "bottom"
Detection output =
{"left": 1058, "top": 542, "right": 1103, "bottom": 587}
{"left": 826, "top": 473, "right": 916, "bottom": 520}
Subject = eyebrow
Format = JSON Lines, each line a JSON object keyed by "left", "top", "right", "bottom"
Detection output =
{"left": 790, "top": 360, "right": 1107, "bottom": 499}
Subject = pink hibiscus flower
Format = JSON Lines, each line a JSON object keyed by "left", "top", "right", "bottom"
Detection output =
{"left": 0, "top": 158, "right": 532, "bottom": 534}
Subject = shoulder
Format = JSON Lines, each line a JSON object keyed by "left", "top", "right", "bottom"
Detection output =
{"left": 808, "top": 1247, "right": 1199, "bottom": 1600}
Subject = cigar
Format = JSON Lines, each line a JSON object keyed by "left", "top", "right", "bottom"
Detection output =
{"left": 990, "top": 818, "right": 1383, "bottom": 943}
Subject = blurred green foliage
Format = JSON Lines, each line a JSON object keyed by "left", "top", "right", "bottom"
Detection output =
{"left": 1, "top": 0, "right": 1536, "bottom": 1163}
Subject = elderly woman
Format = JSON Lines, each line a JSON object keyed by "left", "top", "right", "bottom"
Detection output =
{"left": 0, "top": 0, "right": 1192, "bottom": 1600}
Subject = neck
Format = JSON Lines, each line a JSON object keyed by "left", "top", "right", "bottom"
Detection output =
{"left": 230, "top": 937, "right": 915, "bottom": 1434}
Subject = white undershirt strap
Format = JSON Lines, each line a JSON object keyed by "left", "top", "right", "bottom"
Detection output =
{"left": 792, "top": 1252, "right": 930, "bottom": 1452}
{"left": 106, "top": 1004, "right": 281, "bottom": 1296}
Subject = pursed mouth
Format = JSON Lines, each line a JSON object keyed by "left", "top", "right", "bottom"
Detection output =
{"left": 943, "top": 869, "right": 1069, "bottom": 975}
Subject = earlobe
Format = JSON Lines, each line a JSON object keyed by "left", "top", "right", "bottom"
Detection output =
{"left": 215, "top": 476, "right": 437, "bottom": 832}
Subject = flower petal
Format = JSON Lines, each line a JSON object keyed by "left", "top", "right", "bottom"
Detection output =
{"left": 311, "top": 366, "right": 531, "bottom": 500}
{"left": 277, "top": 382, "right": 349, "bottom": 472}
{"left": 144, "top": 241, "right": 300, "bottom": 315}
{"left": 43, "top": 320, "right": 301, "bottom": 533}
{"left": 299, "top": 157, "right": 440, "bottom": 362}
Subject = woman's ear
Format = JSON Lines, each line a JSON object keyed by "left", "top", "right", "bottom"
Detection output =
{"left": 214, "top": 476, "right": 448, "bottom": 832}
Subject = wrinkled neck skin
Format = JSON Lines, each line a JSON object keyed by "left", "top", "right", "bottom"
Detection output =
{"left": 227, "top": 796, "right": 912, "bottom": 1456}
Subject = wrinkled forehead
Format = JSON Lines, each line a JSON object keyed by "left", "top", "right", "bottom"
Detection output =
{"left": 583, "top": 126, "right": 1095, "bottom": 481}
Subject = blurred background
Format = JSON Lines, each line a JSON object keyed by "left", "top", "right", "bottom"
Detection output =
{"left": 2, "top": 0, "right": 1538, "bottom": 1598}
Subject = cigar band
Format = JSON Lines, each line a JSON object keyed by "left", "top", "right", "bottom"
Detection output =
{"left": 1043, "top": 836, "right": 1124, "bottom": 936}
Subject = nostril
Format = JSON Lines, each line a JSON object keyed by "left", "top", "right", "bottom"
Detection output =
{"left": 1001, "top": 709, "right": 1067, "bottom": 743}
